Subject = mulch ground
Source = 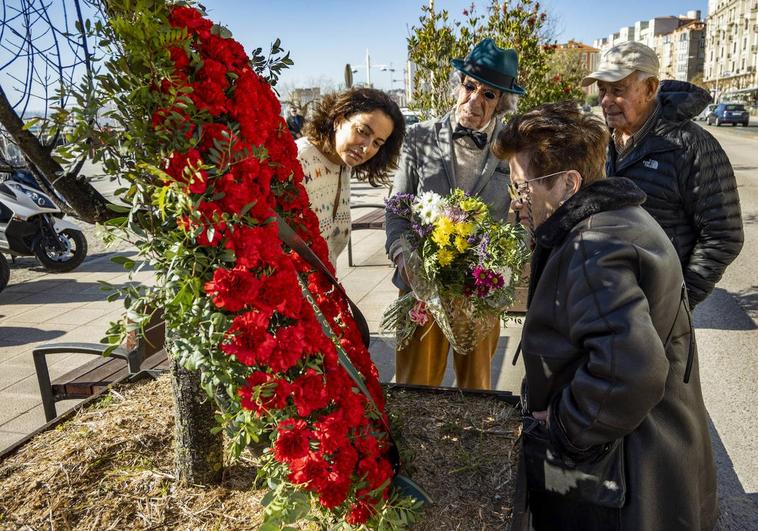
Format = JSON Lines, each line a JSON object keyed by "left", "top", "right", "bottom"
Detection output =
{"left": 0, "top": 376, "right": 521, "bottom": 530}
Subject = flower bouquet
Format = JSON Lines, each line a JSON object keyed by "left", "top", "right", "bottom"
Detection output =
{"left": 382, "top": 189, "right": 529, "bottom": 354}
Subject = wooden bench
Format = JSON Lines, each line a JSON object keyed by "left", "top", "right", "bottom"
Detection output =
{"left": 348, "top": 203, "right": 387, "bottom": 267}
{"left": 33, "top": 314, "right": 168, "bottom": 422}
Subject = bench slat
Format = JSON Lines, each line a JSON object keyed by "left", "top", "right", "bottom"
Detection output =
{"left": 352, "top": 209, "right": 385, "bottom": 230}
{"left": 53, "top": 350, "right": 169, "bottom": 398}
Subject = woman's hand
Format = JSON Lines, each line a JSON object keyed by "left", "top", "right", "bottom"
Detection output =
{"left": 533, "top": 408, "right": 549, "bottom": 427}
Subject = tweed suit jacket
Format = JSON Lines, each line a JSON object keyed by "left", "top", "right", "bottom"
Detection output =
{"left": 385, "top": 111, "right": 512, "bottom": 290}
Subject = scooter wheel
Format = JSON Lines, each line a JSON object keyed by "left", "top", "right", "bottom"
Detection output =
{"left": 34, "top": 229, "right": 88, "bottom": 273}
{"left": 0, "top": 254, "right": 9, "bottom": 292}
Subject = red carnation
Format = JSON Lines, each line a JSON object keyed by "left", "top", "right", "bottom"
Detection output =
{"left": 288, "top": 452, "right": 329, "bottom": 491}
{"left": 165, "top": 148, "right": 207, "bottom": 194}
{"left": 221, "top": 311, "right": 277, "bottom": 366}
{"left": 292, "top": 369, "right": 330, "bottom": 417}
{"left": 313, "top": 412, "right": 349, "bottom": 454}
{"left": 204, "top": 266, "right": 260, "bottom": 312}
{"left": 226, "top": 223, "right": 282, "bottom": 269}
{"left": 331, "top": 444, "right": 359, "bottom": 477}
{"left": 268, "top": 323, "right": 307, "bottom": 372}
{"left": 317, "top": 477, "right": 351, "bottom": 509}
{"left": 338, "top": 389, "right": 369, "bottom": 427}
{"left": 168, "top": 5, "right": 212, "bottom": 40}
{"left": 345, "top": 500, "right": 374, "bottom": 525}
{"left": 273, "top": 419, "right": 313, "bottom": 462}
{"left": 239, "top": 371, "right": 291, "bottom": 413}
{"left": 168, "top": 46, "right": 190, "bottom": 72}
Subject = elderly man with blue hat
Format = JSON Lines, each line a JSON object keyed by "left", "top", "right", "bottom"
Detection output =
{"left": 385, "top": 38, "right": 525, "bottom": 390}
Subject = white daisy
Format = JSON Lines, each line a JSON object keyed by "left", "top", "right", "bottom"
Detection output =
{"left": 413, "top": 191, "right": 443, "bottom": 222}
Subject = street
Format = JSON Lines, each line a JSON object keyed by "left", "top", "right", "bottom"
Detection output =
{"left": 692, "top": 122, "right": 758, "bottom": 529}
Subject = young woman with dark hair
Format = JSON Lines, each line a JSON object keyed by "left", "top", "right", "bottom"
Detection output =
{"left": 297, "top": 87, "right": 405, "bottom": 263}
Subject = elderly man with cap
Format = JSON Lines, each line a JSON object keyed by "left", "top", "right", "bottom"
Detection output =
{"left": 385, "top": 38, "right": 524, "bottom": 389}
{"left": 583, "top": 41, "right": 743, "bottom": 310}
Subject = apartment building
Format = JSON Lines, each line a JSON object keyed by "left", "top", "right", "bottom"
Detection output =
{"left": 593, "top": 11, "right": 705, "bottom": 83}
{"left": 703, "top": 0, "right": 758, "bottom": 104}
{"left": 659, "top": 20, "right": 707, "bottom": 81}
{"left": 554, "top": 40, "right": 600, "bottom": 95}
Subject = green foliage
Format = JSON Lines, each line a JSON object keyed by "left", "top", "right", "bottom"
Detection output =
{"left": 251, "top": 37, "right": 294, "bottom": 92}
{"left": 53, "top": 0, "right": 295, "bottom": 447}
{"left": 545, "top": 46, "right": 590, "bottom": 102}
{"left": 407, "top": 0, "right": 582, "bottom": 117}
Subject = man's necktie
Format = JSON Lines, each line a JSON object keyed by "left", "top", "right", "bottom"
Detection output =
{"left": 452, "top": 124, "right": 488, "bottom": 149}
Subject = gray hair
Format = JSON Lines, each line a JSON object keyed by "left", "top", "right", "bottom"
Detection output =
{"left": 635, "top": 70, "right": 660, "bottom": 93}
{"left": 450, "top": 71, "right": 519, "bottom": 117}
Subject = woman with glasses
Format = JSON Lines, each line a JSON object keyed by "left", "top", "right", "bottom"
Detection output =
{"left": 494, "top": 102, "right": 717, "bottom": 531}
{"left": 385, "top": 38, "right": 524, "bottom": 390}
{"left": 298, "top": 87, "right": 405, "bottom": 264}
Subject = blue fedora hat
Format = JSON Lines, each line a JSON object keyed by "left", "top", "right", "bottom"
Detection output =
{"left": 451, "top": 38, "right": 526, "bottom": 95}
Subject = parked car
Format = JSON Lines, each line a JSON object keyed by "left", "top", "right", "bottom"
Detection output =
{"left": 707, "top": 103, "right": 750, "bottom": 127}
{"left": 696, "top": 103, "right": 717, "bottom": 121}
{"left": 400, "top": 109, "right": 420, "bottom": 126}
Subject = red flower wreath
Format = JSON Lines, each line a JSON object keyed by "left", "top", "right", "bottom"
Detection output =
{"left": 153, "top": 5, "right": 394, "bottom": 523}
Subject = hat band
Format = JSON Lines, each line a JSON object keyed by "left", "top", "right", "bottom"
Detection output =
{"left": 463, "top": 60, "right": 515, "bottom": 90}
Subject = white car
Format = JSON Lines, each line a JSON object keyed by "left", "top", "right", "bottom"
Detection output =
{"left": 402, "top": 110, "right": 420, "bottom": 126}
{"left": 696, "top": 104, "right": 717, "bottom": 121}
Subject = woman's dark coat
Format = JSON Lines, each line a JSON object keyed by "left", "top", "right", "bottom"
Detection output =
{"left": 522, "top": 177, "right": 718, "bottom": 530}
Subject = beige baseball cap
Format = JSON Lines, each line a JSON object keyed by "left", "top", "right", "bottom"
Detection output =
{"left": 581, "top": 41, "right": 659, "bottom": 87}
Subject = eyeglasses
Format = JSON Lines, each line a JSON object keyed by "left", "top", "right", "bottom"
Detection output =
{"left": 507, "top": 170, "right": 570, "bottom": 202}
{"left": 462, "top": 82, "right": 499, "bottom": 101}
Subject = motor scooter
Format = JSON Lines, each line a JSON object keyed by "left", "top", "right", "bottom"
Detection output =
{"left": 0, "top": 170, "right": 87, "bottom": 272}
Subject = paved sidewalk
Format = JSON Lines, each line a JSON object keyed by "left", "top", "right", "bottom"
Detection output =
{"left": 0, "top": 180, "right": 525, "bottom": 453}
{"left": 0, "top": 255, "right": 155, "bottom": 450}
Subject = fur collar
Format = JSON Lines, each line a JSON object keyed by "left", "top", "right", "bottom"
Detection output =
{"left": 534, "top": 177, "right": 646, "bottom": 248}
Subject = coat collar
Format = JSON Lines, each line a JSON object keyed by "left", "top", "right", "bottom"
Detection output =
{"left": 534, "top": 177, "right": 646, "bottom": 248}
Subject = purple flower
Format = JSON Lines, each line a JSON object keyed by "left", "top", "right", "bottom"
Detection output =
{"left": 385, "top": 193, "right": 415, "bottom": 219}
{"left": 412, "top": 221, "right": 433, "bottom": 238}
{"left": 476, "top": 233, "right": 491, "bottom": 261}
{"left": 444, "top": 205, "right": 467, "bottom": 222}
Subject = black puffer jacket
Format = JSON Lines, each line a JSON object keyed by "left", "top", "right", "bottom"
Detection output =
{"left": 522, "top": 178, "right": 718, "bottom": 531}
{"left": 607, "top": 80, "right": 744, "bottom": 309}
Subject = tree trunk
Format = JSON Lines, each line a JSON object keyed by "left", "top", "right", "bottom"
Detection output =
{"left": 170, "top": 356, "right": 223, "bottom": 485}
{"left": 0, "top": 86, "right": 117, "bottom": 224}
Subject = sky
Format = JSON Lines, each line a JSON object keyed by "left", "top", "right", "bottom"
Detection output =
{"left": 1, "top": 0, "right": 709, "bottom": 113}
{"left": 203, "top": 0, "right": 709, "bottom": 93}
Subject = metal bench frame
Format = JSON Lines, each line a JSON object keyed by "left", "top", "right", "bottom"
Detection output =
{"left": 348, "top": 203, "right": 387, "bottom": 267}
{"left": 33, "top": 343, "right": 141, "bottom": 421}
{"left": 33, "top": 315, "right": 167, "bottom": 422}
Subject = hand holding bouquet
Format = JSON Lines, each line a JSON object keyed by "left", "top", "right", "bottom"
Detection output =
{"left": 382, "top": 189, "right": 530, "bottom": 354}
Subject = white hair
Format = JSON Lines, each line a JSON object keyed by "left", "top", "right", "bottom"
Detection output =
{"left": 635, "top": 70, "right": 660, "bottom": 94}
{"left": 636, "top": 71, "right": 656, "bottom": 81}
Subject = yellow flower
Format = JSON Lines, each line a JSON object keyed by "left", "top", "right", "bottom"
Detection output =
{"left": 437, "top": 248, "right": 455, "bottom": 266}
{"left": 432, "top": 216, "right": 455, "bottom": 246}
{"left": 455, "top": 222, "right": 475, "bottom": 237}
{"left": 460, "top": 197, "right": 484, "bottom": 213}
{"left": 454, "top": 235, "right": 470, "bottom": 253}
